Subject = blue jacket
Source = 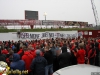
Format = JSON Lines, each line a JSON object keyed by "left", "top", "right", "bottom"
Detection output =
{"left": 10, "top": 53, "right": 25, "bottom": 71}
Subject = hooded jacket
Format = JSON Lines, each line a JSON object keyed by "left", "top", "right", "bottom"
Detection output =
{"left": 30, "top": 50, "right": 36, "bottom": 58}
{"left": 22, "top": 51, "right": 33, "bottom": 72}
{"left": 10, "top": 53, "right": 25, "bottom": 71}
{"left": 30, "top": 55, "right": 47, "bottom": 75}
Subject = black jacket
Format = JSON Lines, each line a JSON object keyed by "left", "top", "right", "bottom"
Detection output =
{"left": 0, "top": 54, "right": 6, "bottom": 62}
{"left": 30, "top": 56, "right": 47, "bottom": 75}
{"left": 44, "top": 50, "right": 54, "bottom": 65}
{"left": 61, "top": 46, "right": 67, "bottom": 53}
{"left": 0, "top": 49, "right": 6, "bottom": 62}
{"left": 95, "top": 47, "right": 100, "bottom": 66}
{"left": 58, "top": 52, "right": 71, "bottom": 69}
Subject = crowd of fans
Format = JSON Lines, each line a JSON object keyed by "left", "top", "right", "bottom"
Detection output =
{"left": 0, "top": 37, "right": 100, "bottom": 75}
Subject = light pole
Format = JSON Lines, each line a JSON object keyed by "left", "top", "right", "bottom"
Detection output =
{"left": 44, "top": 12, "right": 47, "bottom": 21}
{"left": 44, "top": 12, "right": 47, "bottom": 29}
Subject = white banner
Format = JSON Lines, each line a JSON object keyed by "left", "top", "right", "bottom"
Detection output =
{"left": 0, "top": 31, "right": 80, "bottom": 41}
{"left": 20, "top": 31, "right": 78, "bottom": 39}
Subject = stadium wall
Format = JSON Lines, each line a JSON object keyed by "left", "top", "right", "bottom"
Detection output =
{"left": 78, "top": 30, "right": 100, "bottom": 38}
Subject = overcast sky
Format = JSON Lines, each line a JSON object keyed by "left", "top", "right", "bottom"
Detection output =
{"left": 0, "top": 0, "right": 100, "bottom": 24}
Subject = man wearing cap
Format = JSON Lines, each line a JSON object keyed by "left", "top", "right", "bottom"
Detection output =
{"left": 30, "top": 50, "right": 47, "bottom": 75}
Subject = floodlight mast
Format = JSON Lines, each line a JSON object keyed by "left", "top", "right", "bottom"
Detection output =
{"left": 44, "top": 12, "right": 47, "bottom": 21}
{"left": 44, "top": 12, "right": 47, "bottom": 28}
{"left": 91, "top": 0, "right": 100, "bottom": 26}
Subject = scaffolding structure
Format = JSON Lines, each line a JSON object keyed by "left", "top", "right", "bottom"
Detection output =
{"left": 91, "top": 0, "right": 100, "bottom": 26}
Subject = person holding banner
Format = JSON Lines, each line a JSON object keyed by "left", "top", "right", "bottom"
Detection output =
{"left": 17, "top": 29, "right": 21, "bottom": 38}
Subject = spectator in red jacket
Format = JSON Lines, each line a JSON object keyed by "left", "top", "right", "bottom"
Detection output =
{"left": 17, "top": 47, "right": 24, "bottom": 58}
{"left": 98, "top": 39, "right": 100, "bottom": 50}
{"left": 70, "top": 41, "right": 75, "bottom": 51}
{"left": 88, "top": 48, "right": 96, "bottom": 65}
{"left": 17, "top": 47, "right": 23, "bottom": 54}
{"left": 76, "top": 43, "right": 86, "bottom": 64}
{"left": 86, "top": 43, "right": 90, "bottom": 55}
{"left": 1, "top": 48, "right": 9, "bottom": 55}
{"left": 22, "top": 47, "right": 33, "bottom": 75}
{"left": 29, "top": 47, "right": 36, "bottom": 59}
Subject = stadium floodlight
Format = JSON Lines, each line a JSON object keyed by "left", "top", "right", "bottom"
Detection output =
{"left": 44, "top": 12, "right": 47, "bottom": 28}
{"left": 90, "top": 0, "right": 100, "bottom": 26}
{"left": 44, "top": 12, "right": 47, "bottom": 20}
